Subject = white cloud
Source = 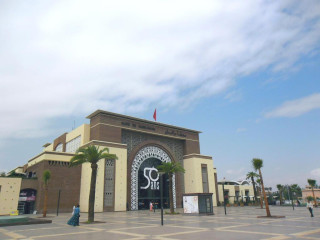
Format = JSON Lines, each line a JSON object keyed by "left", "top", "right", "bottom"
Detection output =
{"left": 265, "top": 93, "right": 320, "bottom": 118}
{"left": 224, "top": 168, "right": 247, "bottom": 182}
{"left": 1, "top": 0, "right": 320, "bottom": 141}
{"left": 236, "top": 128, "right": 247, "bottom": 133}
{"left": 225, "top": 90, "right": 243, "bottom": 102}
{"left": 311, "top": 168, "right": 320, "bottom": 179}
{"left": 226, "top": 168, "right": 245, "bottom": 175}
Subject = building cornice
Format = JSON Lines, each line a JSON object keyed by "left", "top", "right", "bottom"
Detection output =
{"left": 183, "top": 154, "right": 212, "bottom": 160}
{"left": 87, "top": 109, "right": 202, "bottom": 134}
{"left": 28, "top": 151, "right": 75, "bottom": 162}
{"left": 82, "top": 140, "right": 127, "bottom": 149}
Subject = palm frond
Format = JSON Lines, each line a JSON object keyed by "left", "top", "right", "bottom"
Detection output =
{"left": 43, "top": 170, "right": 51, "bottom": 185}
{"left": 252, "top": 158, "right": 263, "bottom": 171}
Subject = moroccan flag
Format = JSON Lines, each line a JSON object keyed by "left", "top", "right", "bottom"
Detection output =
{"left": 153, "top": 109, "right": 157, "bottom": 121}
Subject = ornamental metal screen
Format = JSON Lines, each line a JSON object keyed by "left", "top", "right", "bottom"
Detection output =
{"left": 104, "top": 159, "right": 115, "bottom": 207}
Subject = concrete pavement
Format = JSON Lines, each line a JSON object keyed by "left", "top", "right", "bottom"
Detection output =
{"left": 0, "top": 206, "right": 319, "bottom": 240}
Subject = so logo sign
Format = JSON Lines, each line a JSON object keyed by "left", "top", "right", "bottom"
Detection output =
{"left": 140, "top": 167, "right": 159, "bottom": 190}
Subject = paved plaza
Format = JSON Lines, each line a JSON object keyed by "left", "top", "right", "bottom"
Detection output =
{"left": 0, "top": 206, "right": 319, "bottom": 240}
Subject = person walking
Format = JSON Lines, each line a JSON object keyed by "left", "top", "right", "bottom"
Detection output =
{"left": 72, "top": 205, "right": 75, "bottom": 215}
{"left": 307, "top": 200, "right": 314, "bottom": 217}
{"left": 68, "top": 204, "right": 80, "bottom": 226}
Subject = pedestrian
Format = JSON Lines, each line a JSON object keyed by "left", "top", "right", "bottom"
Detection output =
{"left": 72, "top": 205, "right": 75, "bottom": 215}
{"left": 68, "top": 204, "right": 80, "bottom": 226}
{"left": 149, "top": 202, "right": 153, "bottom": 211}
{"left": 306, "top": 200, "right": 314, "bottom": 217}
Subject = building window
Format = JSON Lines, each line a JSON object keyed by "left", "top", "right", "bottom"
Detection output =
{"left": 201, "top": 164, "right": 209, "bottom": 193}
{"left": 235, "top": 190, "right": 239, "bottom": 202}
{"left": 66, "top": 136, "right": 81, "bottom": 153}
{"left": 55, "top": 143, "right": 63, "bottom": 152}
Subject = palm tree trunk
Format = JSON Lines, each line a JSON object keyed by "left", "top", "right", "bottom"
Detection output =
{"left": 259, "top": 169, "right": 271, "bottom": 217}
{"left": 259, "top": 186, "right": 263, "bottom": 208}
{"left": 43, "top": 186, "right": 48, "bottom": 217}
{"left": 88, "top": 163, "right": 98, "bottom": 223}
{"left": 251, "top": 176, "right": 257, "bottom": 203}
{"left": 312, "top": 187, "right": 317, "bottom": 207}
{"left": 279, "top": 191, "right": 282, "bottom": 205}
{"left": 169, "top": 174, "right": 174, "bottom": 214}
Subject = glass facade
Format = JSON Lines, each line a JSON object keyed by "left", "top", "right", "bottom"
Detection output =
{"left": 66, "top": 135, "right": 81, "bottom": 153}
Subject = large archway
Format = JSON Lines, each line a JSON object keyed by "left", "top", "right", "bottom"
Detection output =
{"left": 130, "top": 146, "right": 176, "bottom": 210}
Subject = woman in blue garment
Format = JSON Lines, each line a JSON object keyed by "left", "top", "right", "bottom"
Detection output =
{"left": 67, "top": 204, "right": 80, "bottom": 226}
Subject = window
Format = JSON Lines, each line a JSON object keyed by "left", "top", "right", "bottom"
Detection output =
{"left": 201, "top": 164, "right": 209, "bottom": 193}
{"left": 66, "top": 135, "right": 81, "bottom": 153}
{"left": 55, "top": 143, "right": 63, "bottom": 152}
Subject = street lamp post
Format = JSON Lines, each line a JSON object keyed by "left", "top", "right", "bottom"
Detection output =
{"left": 159, "top": 173, "right": 164, "bottom": 226}
{"left": 56, "top": 189, "right": 61, "bottom": 216}
{"left": 286, "top": 185, "right": 294, "bottom": 210}
{"left": 290, "top": 188, "right": 295, "bottom": 211}
{"left": 221, "top": 178, "right": 227, "bottom": 215}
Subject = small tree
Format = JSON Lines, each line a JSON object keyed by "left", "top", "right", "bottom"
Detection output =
{"left": 246, "top": 171, "right": 259, "bottom": 203}
{"left": 42, "top": 170, "right": 51, "bottom": 217}
{"left": 70, "top": 145, "right": 117, "bottom": 223}
{"left": 252, "top": 158, "right": 271, "bottom": 217}
{"left": 157, "top": 162, "right": 185, "bottom": 214}
{"left": 290, "top": 184, "right": 302, "bottom": 197}
{"left": 307, "top": 196, "right": 314, "bottom": 202}
{"left": 307, "top": 179, "right": 317, "bottom": 207}
{"left": 276, "top": 184, "right": 283, "bottom": 205}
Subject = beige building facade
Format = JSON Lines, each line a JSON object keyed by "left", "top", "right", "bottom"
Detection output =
{"left": 0, "top": 177, "right": 21, "bottom": 215}
{"left": 217, "top": 180, "right": 255, "bottom": 205}
{"left": 302, "top": 187, "right": 320, "bottom": 202}
{"left": 9, "top": 110, "right": 218, "bottom": 214}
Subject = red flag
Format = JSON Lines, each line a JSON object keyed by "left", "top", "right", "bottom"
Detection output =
{"left": 153, "top": 109, "right": 157, "bottom": 121}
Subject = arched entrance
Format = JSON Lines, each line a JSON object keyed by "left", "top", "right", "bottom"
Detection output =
{"left": 18, "top": 188, "right": 37, "bottom": 214}
{"left": 130, "top": 146, "right": 176, "bottom": 210}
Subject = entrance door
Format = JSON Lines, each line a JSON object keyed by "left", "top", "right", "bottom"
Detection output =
{"left": 19, "top": 189, "right": 37, "bottom": 214}
{"left": 138, "top": 158, "right": 169, "bottom": 210}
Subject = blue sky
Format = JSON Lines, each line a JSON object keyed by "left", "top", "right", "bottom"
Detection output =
{"left": 0, "top": 0, "right": 319, "bottom": 189}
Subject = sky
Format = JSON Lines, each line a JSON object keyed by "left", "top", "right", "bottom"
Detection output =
{"left": 0, "top": 0, "right": 319, "bottom": 190}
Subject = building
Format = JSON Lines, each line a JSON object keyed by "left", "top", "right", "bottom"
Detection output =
{"left": 302, "top": 185, "right": 320, "bottom": 202}
{"left": 217, "top": 179, "right": 255, "bottom": 205}
{"left": 12, "top": 110, "right": 218, "bottom": 214}
{"left": 0, "top": 177, "right": 21, "bottom": 215}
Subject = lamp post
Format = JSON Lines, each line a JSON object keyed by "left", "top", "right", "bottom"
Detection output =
{"left": 159, "top": 172, "right": 164, "bottom": 226}
{"left": 56, "top": 189, "right": 61, "bottom": 216}
{"left": 286, "top": 185, "right": 294, "bottom": 210}
{"left": 221, "top": 178, "right": 227, "bottom": 215}
{"left": 290, "top": 187, "right": 295, "bottom": 211}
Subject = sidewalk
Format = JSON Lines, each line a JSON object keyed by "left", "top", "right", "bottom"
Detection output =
{"left": 0, "top": 206, "right": 319, "bottom": 240}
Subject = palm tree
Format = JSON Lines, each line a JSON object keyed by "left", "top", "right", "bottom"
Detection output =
{"left": 307, "top": 179, "right": 317, "bottom": 207}
{"left": 246, "top": 171, "right": 259, "bottom": 203}
{"left": 276, "top": 184, "right": 283, "bottom": 205}
{"left": 290, "top": 184, "right": 302, "bottom": 197}
{"left": 252, "top": 158, "right": 271, "bottom": 217}
{"left": 42, "top": 170, "right": 51, "bottom": 217}
{"left": 256, "top": 178, "right": 263, "bottom": 208}
{"left": 70, "top": 145, "right": 117, "bottom": 223}
{"left": 157, "top": 162, "right": 185, "bottom": 214}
